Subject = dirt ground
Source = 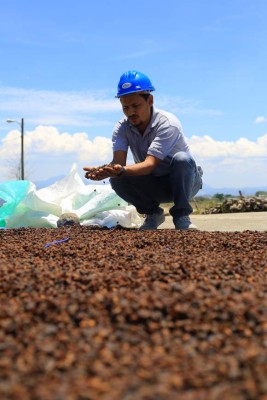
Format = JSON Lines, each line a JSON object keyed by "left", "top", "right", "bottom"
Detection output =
{"left": 0, "top": 226, "right": 267, "bottom": 400}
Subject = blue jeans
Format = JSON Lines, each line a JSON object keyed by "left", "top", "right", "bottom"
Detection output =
{"left": 110, "top": 152, "right": 203, "bottom": 218}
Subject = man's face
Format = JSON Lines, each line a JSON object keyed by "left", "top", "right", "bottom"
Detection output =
{"left": 120, "top": 92, "right": 153, "bottom": 133}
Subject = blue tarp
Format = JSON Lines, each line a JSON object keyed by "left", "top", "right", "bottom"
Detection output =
{"left": 0, "top": 180, "right": 31, "bottom": 227}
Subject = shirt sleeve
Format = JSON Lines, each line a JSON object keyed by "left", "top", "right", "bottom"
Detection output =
{"left": 112, "top": 120, "right": 129, "bottom": 152}
{"left": 147, "top": 124, "right": 184, "bottom": 160}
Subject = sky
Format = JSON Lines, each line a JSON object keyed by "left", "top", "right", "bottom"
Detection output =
{"left": 0, "top": 0, "right": 266, "bottom": 190}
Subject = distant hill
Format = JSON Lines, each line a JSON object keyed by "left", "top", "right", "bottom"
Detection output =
{"left": 35, "top": 175, "right": 65, "bottom": 189}
{"left": 199, "top": 183, "right": 267, "bottom": 197}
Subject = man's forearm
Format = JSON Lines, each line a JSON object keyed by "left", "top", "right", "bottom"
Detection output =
{"left": 124, "top": 159, "right": 158, "bottom": 176}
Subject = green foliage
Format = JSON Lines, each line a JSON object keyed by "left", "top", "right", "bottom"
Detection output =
{"left": 255, "top": 191, "right": 267, "bottom": 197}
{"left": 212, "top": 193, "right": 225, "bottom": 201}
{"left": 194, "top": 196, "right": 207, "bottom": 202}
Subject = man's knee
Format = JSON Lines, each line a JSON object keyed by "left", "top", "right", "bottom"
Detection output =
{"left": 171, "top": 152, "right": 195, "bottom": 170}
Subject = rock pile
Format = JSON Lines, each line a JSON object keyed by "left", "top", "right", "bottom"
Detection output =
{"left": 204, "top": 196, "right": 267, "bottom": 214}
{"left": 0, "top": 226, "right": 267, "bottom": 399}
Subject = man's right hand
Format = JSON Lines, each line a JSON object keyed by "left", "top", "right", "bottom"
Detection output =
{"left": 83, "top": 166, "right": 110, "bottom": 181}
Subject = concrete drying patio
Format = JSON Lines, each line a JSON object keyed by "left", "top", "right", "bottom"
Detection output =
{"left": 160, "top": 211, "right": 267, "bottom": 231}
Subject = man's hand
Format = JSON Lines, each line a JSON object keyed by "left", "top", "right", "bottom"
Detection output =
{"left": 83, "top": 164, "right": 124, "bottom": 180}
{"left": 83, "top": 166, "right": 109, "bottom": 180}
{"left": 84, "top": 154, "right": 160, "bottom": 181}
{"left": 103, "top": 164, "right": 124, "bottom": 177}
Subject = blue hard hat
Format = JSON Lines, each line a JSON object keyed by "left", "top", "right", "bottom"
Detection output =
{"left": 116, "top": 70, "right": 155, "bottom": 98}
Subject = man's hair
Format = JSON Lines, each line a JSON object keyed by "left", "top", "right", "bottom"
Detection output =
{"left": 139, "top": 93, "right": 151, "bottom": 101}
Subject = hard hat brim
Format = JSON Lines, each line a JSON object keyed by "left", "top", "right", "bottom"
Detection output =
{"left": 115, "top": 89, "right": 155, "bottom": 98}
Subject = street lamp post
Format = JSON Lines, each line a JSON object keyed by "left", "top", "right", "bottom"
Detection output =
{"left": 6, "top": 118, "right": 25, "bottom": 180}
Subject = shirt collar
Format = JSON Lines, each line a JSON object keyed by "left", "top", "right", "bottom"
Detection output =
{"left": 150, "top": 106, "right": 159, "bottom": 128}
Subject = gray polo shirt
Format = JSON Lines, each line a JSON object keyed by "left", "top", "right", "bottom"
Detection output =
{"left": 112, "top": 107, "right": 192, "bottom": 176}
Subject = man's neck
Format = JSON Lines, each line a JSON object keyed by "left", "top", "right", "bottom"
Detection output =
{"left": 137, "top": 107, "right": 153, "bottom": 135}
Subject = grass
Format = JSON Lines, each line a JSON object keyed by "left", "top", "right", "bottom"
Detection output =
{"left": 161, "top": 197, "right": 221, "bottom": 216}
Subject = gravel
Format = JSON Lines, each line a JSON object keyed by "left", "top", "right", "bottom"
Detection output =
{"left": 0, "top": 227, "right": 267, "bottom": 400}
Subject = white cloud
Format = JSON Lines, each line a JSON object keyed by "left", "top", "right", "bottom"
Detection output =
{"left": 0, "top": 125, "right": 112, "bottom": 162}
{"left": 188, "top": 134, "right": 267, "bottom": 159}
{"left": 1, "top": 126, "right": 267, "bottom": 187}
{"left": 0, "top": 87, "right": 120, "bottom": 113}
{"left": 0, "top": 86, "right": 224, "bottom": 134}
{"left": 199, "top": 157, "right": 267, "bottom": 188}
{"left": 0, "top": 86, "right": 121, "bottom": 129}
{"left": 157, "top": 95, "right": 222, "bottom": 116}
{"left": 187, "top": 134, "right": 267, "bottom": 187}
{"left": 0, "top": 126, "right": 114, "bottom": 181}
{"left": 254, "top": 116, "right": 266, "bottom": 124}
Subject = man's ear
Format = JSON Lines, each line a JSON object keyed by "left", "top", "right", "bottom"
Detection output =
{"left": 148, "top": 94, "right": 154, "bottom": 106}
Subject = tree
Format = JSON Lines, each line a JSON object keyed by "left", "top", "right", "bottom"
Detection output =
{"left": 5, "top": 156, "right": 34, "bottom": 181}
{"left": 213, "top": 193, "right": 225, "bottom": 201}
{"left": 255, "top": 191, "right": 267, "bottom": 197}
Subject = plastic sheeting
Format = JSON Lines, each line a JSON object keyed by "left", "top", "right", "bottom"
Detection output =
{"left": 0, "top": 165, "right": 143, "bottom": 229}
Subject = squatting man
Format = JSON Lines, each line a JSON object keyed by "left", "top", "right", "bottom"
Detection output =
{"left": 84, "top": 70, "right": 203, "bottom": 230}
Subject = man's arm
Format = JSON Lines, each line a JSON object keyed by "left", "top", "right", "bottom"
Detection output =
{"left": 111, "top": 150, "right": 127, "bottom": 166}
{"left": 84, "top": 152, "right": 161, "bottom": 180}
{"left": 83, "top": 151, "right": 127, "bottom": 180}
{"left": 104, "top": 154, "right": 161, "bottom": 177}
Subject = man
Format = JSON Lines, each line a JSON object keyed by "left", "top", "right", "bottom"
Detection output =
{"left": 84, "top": 70, "right": 203, "bottom": 230}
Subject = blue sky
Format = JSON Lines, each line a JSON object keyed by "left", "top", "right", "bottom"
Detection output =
{"left": 0, "top": 0, "right": 266, "bottom": 189}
